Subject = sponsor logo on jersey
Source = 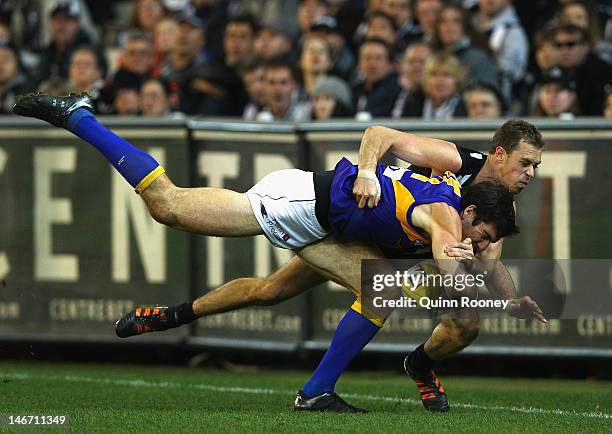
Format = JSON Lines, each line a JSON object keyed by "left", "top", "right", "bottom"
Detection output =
{"left": 259, "top": 202, "right": 291, "bottom": 243}
{"left": 470, "top": 152, "right": 484, "bottom": 159}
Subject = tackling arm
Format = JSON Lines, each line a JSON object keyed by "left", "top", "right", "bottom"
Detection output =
{"left": 353, "top": 126, "right": 462, "bottom": 208}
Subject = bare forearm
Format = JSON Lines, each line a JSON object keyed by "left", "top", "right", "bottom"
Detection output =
{"left": 484, "top": 261, "right": 517, "bottom": 300}
{"left": 357, "top": 126, "right": 393, "bottom": 172}
{"left": 357, "top": 126, "right": 460, "bottom": 173}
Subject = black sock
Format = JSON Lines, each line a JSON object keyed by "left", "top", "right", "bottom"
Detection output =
{"left": 407, "top": 343, "right": 435, "bottom": 374}
{"left": 166, "top": 302, "right": 197, "bottom": 328}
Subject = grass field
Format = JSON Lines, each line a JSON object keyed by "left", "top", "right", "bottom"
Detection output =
{"left": 0, "top": 362, "right": 610, "bottom": 433}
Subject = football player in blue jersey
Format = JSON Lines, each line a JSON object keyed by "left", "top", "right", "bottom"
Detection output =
{"left": 13, "top": 93, "right": 544, "bottom": 413}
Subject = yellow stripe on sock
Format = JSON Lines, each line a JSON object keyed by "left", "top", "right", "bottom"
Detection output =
{"left": 135, "top": 166, "right": 166, "bottom": 195}
{"left": 351, "top": 300, "right": 385, "bottom": 328}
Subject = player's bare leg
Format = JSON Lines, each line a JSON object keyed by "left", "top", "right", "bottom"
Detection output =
{"left": 192, "top": 256, "right": 326, "bottom": 316}
{"left": 141, "top": 174, "right": 261, "bottom": 236}
{"left": 424, "top": 316, "right": 480, "bottom": 360}
{"left": 294, "top": 237, "right": 401, "bottom": 413}
{"left": 12, "top": 93, "right": 262, "bottom": 238}
{"left": 115, "top": 256, "right": 327, "bottom": 338}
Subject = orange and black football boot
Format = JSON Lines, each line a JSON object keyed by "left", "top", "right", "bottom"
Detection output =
{"left": 115, "top": 307, "right": 170, "bottom": 338}
{"left": 404, "top": 355, "right": 450, "bottom": 412}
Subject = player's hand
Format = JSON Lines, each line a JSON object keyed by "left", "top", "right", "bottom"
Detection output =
{"left": 506, "top": 296, "right": 548, "bottom": 323}
{"left": 444, "top": 238, "right": 474, "bottom": 262}
{"left": 353, "top": 174, "right": 381, "bottom": 208}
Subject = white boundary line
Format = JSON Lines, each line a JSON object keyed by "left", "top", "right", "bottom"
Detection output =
{"left": 1, "top": 372, "right": 610, "bottom": 420}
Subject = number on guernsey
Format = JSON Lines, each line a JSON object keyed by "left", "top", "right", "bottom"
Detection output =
{"left": 382, "top": 166, "right": 410, "bottom": 180}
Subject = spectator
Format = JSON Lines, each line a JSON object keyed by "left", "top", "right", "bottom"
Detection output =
{"left": 254, "top": 20, "right": 294, "bottom": 62}
{"left": 525, "top": 30, "right": 560, "bottom": 114}
{"left": 473, "top": 0, "right": 529, "bottom": 103}
{"left": 554, "top": 24, "right": 612, "bottom": 115}
{"left": 299, "top": 35, "right": 334, "bottom": 99}
{"left": 559, "top": 0, "right": 612, "bottom": 64}
{"left": 113, "top": 88, "right": 140, "bottom": 115}
{"left": 431, "top": 4, "right": 498, "bottom": 87}
{"left": 64, "top": 46, "right": 104, "bottom": 107}
{"left": 125, "top": 0, "right": 167, "bottom": 38}
{"left": 0, "top": 22, "right": 10, "bottom": 45}
{"left": 239, "top": 60, "right": 267, "bottom": 120}
{"left": 157, "top": 14, "right": 207, "bottom": 114}
{"left": 187, "top": 14, "right": 255, "bottom": 116}
{"left": 153, "top": 17, "right": 178, "bottom": 70}
{"left": 256, "top": 60, "right": 302, "bottom": 121}
{"left": 223, "top": 14, "right": 258, "bottom": 67}
{"left": 297, "top": 0, "right": 331, "bottom": 37}
{"left": 381, "top": 0, "right": 420, "bottom": 50}
{"left": 37, "top": 0, "right": 107, "bottom": 84}
{"left": 0, "top": 44, "right": 31, "bottom": 114}
{"left": 531, "top": 67, "right": 580, "bottom": 118}
{"left": 463, "top": 82, "right": 505, "bottom": 118}
{"left": 308, "top": 16, "right": 355, "bottom": 81}
{"left": 604, "top": 91, "right": 612, "bottom": 118}
{"left": 140, "top": 78, "right": 172, "bottom": 116}
{"left": 101, "top": 30, "right": 154, "bottom": 112}
{"left": 414, "top": 0, "right": 442, "bottom": 42}
{"left": 311, "top": 75, "right": 354, "bottom": 119}
{"left": 352, "top": 38, "right": 401, "bottom": 117}
{"left": 421, "top": 53, "right": 467, "bottom": 119}
{"left": 364, "top": 11, "right": 398, "bottom": 50}
{"left": 392, "top": 42, "right": 431, "bottom": 118}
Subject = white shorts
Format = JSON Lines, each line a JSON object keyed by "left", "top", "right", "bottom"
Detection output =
{"left": 246, "top": 169, "right": 329, "bottom": 249}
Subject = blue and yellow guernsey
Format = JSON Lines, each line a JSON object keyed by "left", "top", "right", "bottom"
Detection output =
{"left": 328, "top": 157, "right": 462, "bottom": 255}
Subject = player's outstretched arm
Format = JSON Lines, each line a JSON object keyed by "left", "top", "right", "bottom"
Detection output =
{"left": 353, "top": 126, "right": 462, "bottom": 208}
{"left": 445, "top": 237, "right": 547, "bottom": 323}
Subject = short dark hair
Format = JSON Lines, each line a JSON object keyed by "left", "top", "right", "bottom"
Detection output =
{"left": 461, "top": 181, "right": 519, "bottom": 239}
{"left": 226, "top": 13, "right": 260, "bottom": 36}
{"left": 554, "top": 24, "right": 592, "bottom": 45}
{"left": 360, "top": 37, "right": 392, "bottom": 62}
{"left": 264, "top": 58, "right": 297, "bottom": 81}
{"left": 367, "top": 11, "right": 398, "bottom": 32}
{"left": 489, "top": 119, "right": 544, "bottom": 154}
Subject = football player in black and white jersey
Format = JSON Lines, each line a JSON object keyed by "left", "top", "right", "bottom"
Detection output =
{"left": 116, "top": 119, "right": 546, "bottom": 413}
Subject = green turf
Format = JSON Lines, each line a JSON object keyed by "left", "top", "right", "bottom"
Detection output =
{"left": 0, "top": 362, "right": 610, "bottom": 433}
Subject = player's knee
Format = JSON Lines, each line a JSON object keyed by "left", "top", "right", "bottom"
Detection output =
{"left": 147, "top": 186, "right": 180, "bottom": 227}
{"left": 251, "top": 279, "right": 285, "bottom": 306}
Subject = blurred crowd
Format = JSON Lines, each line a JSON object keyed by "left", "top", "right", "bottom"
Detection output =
{"left": 1, "top": 0, "right": 611, "bottom": 120}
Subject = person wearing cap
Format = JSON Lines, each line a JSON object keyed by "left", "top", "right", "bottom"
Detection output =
{"left": 310, "top": 75, "right": 354, "bottom": 120}
{"left": 308, "top": 15, "right": 355, "bottom": 81}
{"left": 37, "top": 0, "right": 107, "bottom": 85}
{"left": 531, "top": 67, "right": 580, "bottom": 118}
{"left": 156, "top": 13, "right": 208, "bottom": 114}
